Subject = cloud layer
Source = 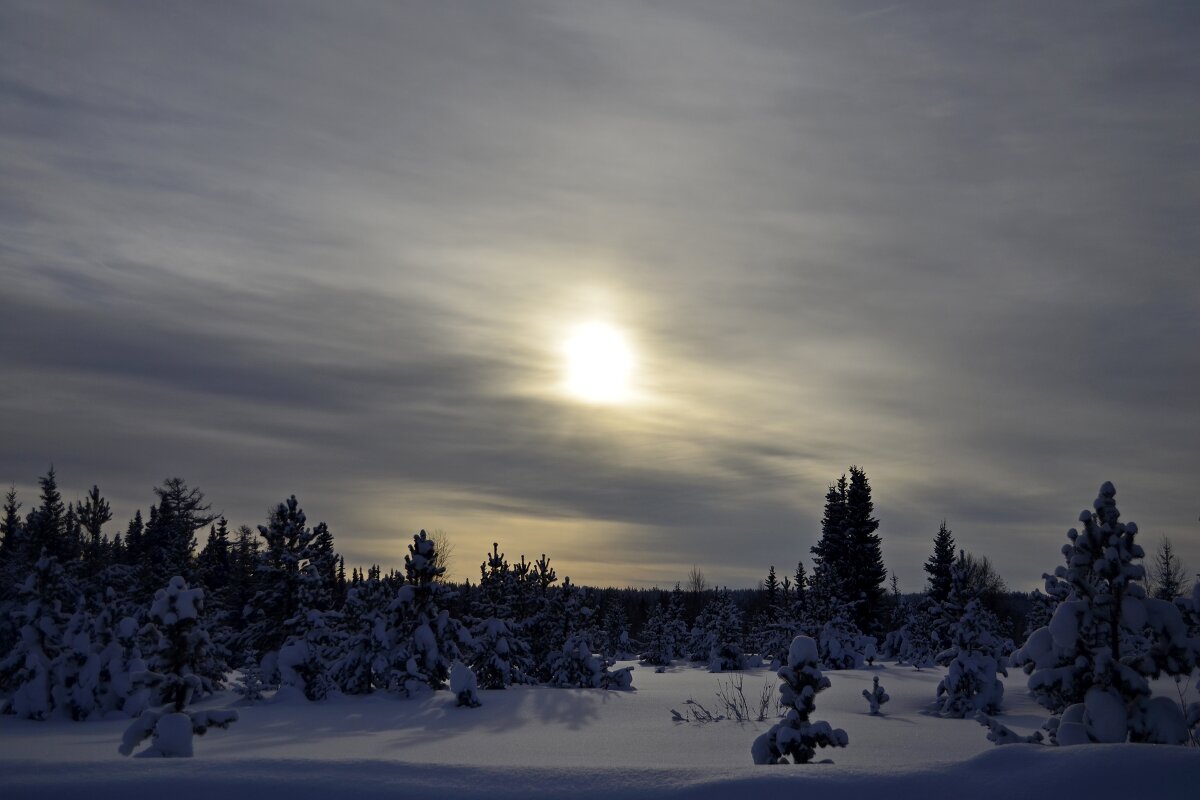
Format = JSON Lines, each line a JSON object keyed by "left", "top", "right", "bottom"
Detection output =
{"left": 2, "top": 1, "right": 1198, "bottom": 589}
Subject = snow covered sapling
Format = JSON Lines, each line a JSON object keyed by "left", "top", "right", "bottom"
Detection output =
{"left": 752, "top": 636, "right": 848, "bottom": 764}
{"left": 935, "top": 596, "right": 1008, "bottom": 718}
{"left": 862, "top": 676, "right": 889, "bottom": 715}
{"left": 119, "top": 577, "right": 237, "bottom": 758}
{"left": 450, "top": 661, "right": 481, "bottom": 707}
{"left": 818, "top": 605, "right": 865, "bottom": 670}
{"left": 232, "top": 654, "right": 266, "bottom": 704}
{"left": 1010, "top": 482, "right": 1200, "bottom": 745}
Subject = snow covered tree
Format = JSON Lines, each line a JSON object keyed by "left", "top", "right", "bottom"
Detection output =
{"left": 0, "top": 551, "right": 73, "bottom": 719}
{"left": 687, "top": 590, "right": 745, "bottom": 671}
{"left": 881, "top": 597, "right": 937, "bottom": 668}
{"left": 450, "top": 660, "right": 481, "bottom": 707}
{"left": 468, "top": 543, "right": 532, "bottom": 688}
{"left": 386, "top": 530, "right": 472, "bottom": 695}
{"left": 327, "top": 569, "right": 391, "bottom": 695}
{"left": 862, "top": 675, "right": 889, "bottom": 715}
{"left": 1010, "top": 482, "right": 1200, "bottom": 745}
{"left": 639, "top": 590, "right": 688, "bottom": 666}
{"left": 935, "top": 599, "right": 1008, "bottom": 717}
{"left": 232, "top": 653, "right": 266, "bottom": 704}
{"left": 818, "top": 605, "right": 867, "bottom": 670}
{"left": 120, "top": 577, "right": 238, "bottom": 757}
{"left": 241, "top": 496, "right": 338, "bottom": 699}
{"left": 752, "top": 635, "right": 848, "bottom": 764}
{"left": 598, "top": 598, "right": 634, "bottom": 659}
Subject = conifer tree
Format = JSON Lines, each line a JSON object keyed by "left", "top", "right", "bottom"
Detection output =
{"left": 763, "top": 566, "right": 780, "bottom": 621}
{"left": 25, "top": 468, "right": 68, "bottom": 565}
{"left": 0, "top": 552, "right": 72, "bottom": 718}
{"left": 924, "top": 521, "right": 956, "bottom": 605}
{"left": 387, "top": 530, "right": 471, "bottom": 695}
{"left": 1010, "top": 482, "right": 1200, "bottom": 744}
{"left": 328, "top": 567, "right": 391, "bottom": 694}
{"left": 469, "top": 542, "right": 532, "bottom": 688}
{"left": 120, "top": 577, "right": 237, "bottom": 757}
{"left": 141, "top": 478, "right": 214, "bottom": 591}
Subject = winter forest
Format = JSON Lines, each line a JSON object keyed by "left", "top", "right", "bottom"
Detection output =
{"left": 2, "top": 464, "right": 1198, "bottom": 793}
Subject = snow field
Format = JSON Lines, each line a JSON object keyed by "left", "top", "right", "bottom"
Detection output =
{"left": 2, "top": 660, "right": 1198, "bottom": 797}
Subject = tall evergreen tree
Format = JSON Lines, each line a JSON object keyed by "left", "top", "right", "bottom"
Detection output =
{"left": 25, "top": 467, "right": 68, "bottom": 564}
{"left": 76, "top": 485, "right": 112, "bottom": 577}
{"left": 811, "top": 475, "right": 849, "bottom": 609}
{"left": 843, "top": 466, "right": 886, "bottom": 633}
{"left": 387, "top": 530, "right": 471, "bottom": 694}
{"left": 924, "top": 521, "right": 956, "bottom": 604}
{"left": 763, "top": 566, "right": 780, "bottom": 621}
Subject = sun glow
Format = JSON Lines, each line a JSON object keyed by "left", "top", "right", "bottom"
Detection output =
{"left": 562, "top": 322, "right": 634, "bottom": 404}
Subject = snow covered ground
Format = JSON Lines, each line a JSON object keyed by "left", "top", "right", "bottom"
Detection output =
{"left": 3, "top": 661, "right": 1198, "bottom": 798}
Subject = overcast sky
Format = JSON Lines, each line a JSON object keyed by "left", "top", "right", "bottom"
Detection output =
{"left": 2, "top": 1, "right": 1198, "bottom": 590}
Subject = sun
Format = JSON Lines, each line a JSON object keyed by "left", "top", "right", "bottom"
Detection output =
{"left": 562, "top": 321, "right": 634, "bottom": 404}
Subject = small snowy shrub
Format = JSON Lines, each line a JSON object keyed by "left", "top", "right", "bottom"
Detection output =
{"left": 232, "top": 655, "right": 266, "bottom": 704}
{"left": 751, "top": 636, "right": 848, "bottom": 764}
{"left": 862, "top": 676, "right": 889, "bottom": 715}
{"left": 935, "top": 600, "right": 1008, "bottom": 717}
{"left": 818, "top": 608, "right": 864, "bottom": 670}
{"left": 450, "top": 661, "right": 481, "bottom": 708}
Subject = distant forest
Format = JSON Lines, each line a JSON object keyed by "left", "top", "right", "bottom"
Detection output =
{"left": 0, "top": 465, "right": 1189, "bottom": 721}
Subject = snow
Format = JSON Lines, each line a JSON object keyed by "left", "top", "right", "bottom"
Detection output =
{"left": 3, "top": 660, "right": 1198, "bottom": 797}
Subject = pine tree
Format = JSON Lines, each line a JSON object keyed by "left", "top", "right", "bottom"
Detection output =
{"left": 924, "top": 521, "right": 956, "bottom": 604}
{"left": 243, "top": 497, "right": 337, "bottom": 700}
{"left": 468, "top": 543, "right": 532, "bottom": 688}
{"left": 751, "top": 635, "right": 848, "bottom": 764}
{"left": 387, "top": 530, "right": 471, "bottom": 695}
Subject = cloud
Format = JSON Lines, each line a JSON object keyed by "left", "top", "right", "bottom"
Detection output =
{"left": 1, "top": 1, "right": 1197, "bottom": 588}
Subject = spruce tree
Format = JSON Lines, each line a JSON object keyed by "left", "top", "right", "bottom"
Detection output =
{"left": 924, "top": 521, "right": 956, "bottom": 605}
{"left": 25, "top": 468, "right": 68, "bottom": 565}
{"left": 843, "top": 467, "right": 886, "bottom": 633}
